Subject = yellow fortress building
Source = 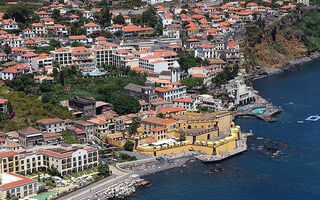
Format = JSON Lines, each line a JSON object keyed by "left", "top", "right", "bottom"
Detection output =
{"left": 134, "top": 111, "right": 247, "bottom": 157}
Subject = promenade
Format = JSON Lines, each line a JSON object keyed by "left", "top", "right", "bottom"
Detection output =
{"left": 55, "top": 166, "right": 130, "bottom": 200}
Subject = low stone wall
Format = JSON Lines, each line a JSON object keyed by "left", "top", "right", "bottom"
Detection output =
{"left": 116, "top": 152, "right": 199, "bottom": 176}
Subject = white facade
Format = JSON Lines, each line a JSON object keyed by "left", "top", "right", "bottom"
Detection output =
{"left": 195, "top": 44, "right": 217, "bottom": 59}
{"left": 296, "top": 0, "right": 309, "bottom": 5}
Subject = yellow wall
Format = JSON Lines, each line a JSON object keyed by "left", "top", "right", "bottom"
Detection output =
{"left": 215, "top": 140, "right": 236, "bottom": 154}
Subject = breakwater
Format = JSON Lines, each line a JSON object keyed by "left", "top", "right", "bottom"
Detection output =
{"left": 117, "top": 151, "right": 198, "bottom": 177}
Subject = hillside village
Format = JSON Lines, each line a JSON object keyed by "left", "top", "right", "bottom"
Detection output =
{"left": 0, "top": 0, "right": 316, "bottom": 199}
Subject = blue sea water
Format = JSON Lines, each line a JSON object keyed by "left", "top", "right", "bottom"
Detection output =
{"left": 132, "top": 60, "right": 320, "bottom": 200}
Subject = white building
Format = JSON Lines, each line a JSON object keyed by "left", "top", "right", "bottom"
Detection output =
{"left": 225, "top": 73, "right": 255, "bottom": 106}
{"left": 163, "top": 27, "right": 180, "bottom": 39}
{"left": 31, "top": 23, "right": 47, "bottom": 36}
{"left": 155, "top": 84, "right": 187, "bottom": 101}
{"left": 31, "top": 54, "right": 54, "bottom": 71}
{"left": 84, "top": 22, "right": 101, "bottom": 35}
{"left": 50, "top": 47, "right": 73, "bottom": 66}
{"left": 0, "top": 173, "right": 38, "bottom": 199}
{"left": 93, "top": 43, "right": 118, "bottom": 66}
{"left": 21, "top": 28, "right": 36, "bottom": 39}
{"left": 194, "top": 43, "right": 217, "bottom": 59}
{"left": 296, "top": 0, "right": 309, "bottom": 5}
{"left": 1, "top": 63, "right": 31, "bottom": 81}
{"left": 39, "top": 146, "right": 99, "bottom": 176}
{"left": 2, "top": 19, "right": 18, "bottom": 30}
{"left": 36, "top": 118, "right": 66, "bottom": 133}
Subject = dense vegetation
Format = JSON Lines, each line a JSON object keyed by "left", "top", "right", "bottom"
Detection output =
{"left": 181, "top": 77, "right": 204, "bottom": 90}
{"left": 212, "top": 66, "right": 239, "bottom": 86}
{"left": 296, "top": 10, "right": 320, "bottom": 53}
{"left": 6, "top": 65, "right": 145, "bottom": 118}
{"left": 0, "top": 86, "right": 71, "bottom": 131}
{"left": 178, "top": 53, "right": 209, "bottom": 72}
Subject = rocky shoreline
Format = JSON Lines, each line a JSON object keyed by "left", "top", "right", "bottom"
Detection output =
{"left": 252, "top": 52, "right": 320, "bottom": 80}
{"left": 90, "top": 176, "right": 149, "bottom": 200}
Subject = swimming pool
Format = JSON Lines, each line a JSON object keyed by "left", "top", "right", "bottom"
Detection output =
{"left": 33, "top": 190, "right": 59, "bottom": 200}
{"left": 252, "top": 107, "right": 266, "bottom": 114}
{"left": 88, "top": 72, "right": 105, "bottom": 76}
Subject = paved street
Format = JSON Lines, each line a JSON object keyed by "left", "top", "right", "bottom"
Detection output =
{"left": 56, "top": 166, "right": 129, "bottom": 200}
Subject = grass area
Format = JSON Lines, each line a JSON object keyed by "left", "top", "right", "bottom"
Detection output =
{"left": 61, "top": 130, "right": 77, "bottom": 144}
{"left": 0, "top": 86, "right": 72, "bottom": 131}
{"left": 64, "top": 167, "right": 98, "bottom": 180}
{"left": 91, "top": 174, "right": 101, "bottom": 181}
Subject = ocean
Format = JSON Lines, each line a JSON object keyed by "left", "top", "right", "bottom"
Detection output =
{"left": 132, "top": 60, "right": 320, "bottom": 200}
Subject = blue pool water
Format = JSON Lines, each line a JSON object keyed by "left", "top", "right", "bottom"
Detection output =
{"left": 252, "top": 107, "right": 265, "bottom": 114}
{"left": 88, "top": 72, "right": 104, "bottom": 76}
{"left": 132, "top": 60, "right": 320, "bottom": 200}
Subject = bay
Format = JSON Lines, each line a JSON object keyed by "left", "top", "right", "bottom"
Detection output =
{"left": 132, "top": 60, "right": 320, "bottom": 200}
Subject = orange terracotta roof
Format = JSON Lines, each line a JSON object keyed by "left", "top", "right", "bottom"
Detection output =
{"left": 84, "top": 22, "right": 99, "bottom": 27}
{"left": 142, "top": 116, "right": 177, "bottom": 125}
{"left": 36, "top": 118, "right": 63, "bottom": 125}
{"left": 172, "top": 97, "right": 193, "bottom": 103}
{"left": 158, "top": 107, "right": 186, "bottom": 114}
{"left": 69, "top": 35, "right": 87, "bottom": 40}
{"left": 0, "top": 151, "right": 17, "bottom": 159}
{"left": 0, "top": 173, "right": 35, "bottom": 190}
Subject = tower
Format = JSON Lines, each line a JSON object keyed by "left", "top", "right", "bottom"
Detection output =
{"left": 170, "top": 61, "right": 180, "bottom": 83}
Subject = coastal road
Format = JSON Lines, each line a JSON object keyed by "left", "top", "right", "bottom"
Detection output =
{"left": 56, "top": 166, "right": 129, "bottom": 200}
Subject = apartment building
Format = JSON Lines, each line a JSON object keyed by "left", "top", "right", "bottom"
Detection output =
{"left": 92, "top": 43, "right": 118, "bottom": 66}
{"left": 194, "top": 43, "right": 217, "bottom": 59}
{"left": 0, "top": 146, "right": 98, "bottom": 176}
{"left": 84, "top": 22, "right": 101, "bottom": 35}
{"left": 30, "top": 54, "right": 53, "bottom": 71}
{"left": 36, "top": 118, "right": 66, "bottom": 133}
{"left": 18, "top": 127, "right": 43, "bottom": 148}
{"left": 0, "top": 173, "right": 38, "bottom": 199}
{"left": 31, "top": 23, "right": 47, "bottom": 36}
{"left": 155, "top": 84, "right": 187, "bottom": 101}
{"left": 50, "top": 47, "right": 72, "bottom": 66}
{"left": 39, "top": 147, "right": 98, "bottom": 176}
{"left": 1, "top": 63, "right": 31, "bottom": 81}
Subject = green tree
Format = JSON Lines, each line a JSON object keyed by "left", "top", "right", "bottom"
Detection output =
{"left": 207, "top": 35, "right": 213, "bottom": 41}
{"left": 125, "top": 0, "right": 142, "bottom": 8}
{"left": 124, "top": 140, "right": 134, "bottom": 151}
{"left": 155, "top": 23, "right": 163, "bottom": 35}
{"left": 212, "top": 66, "right": 239, "bottom": 86}
{"left": 141, "top": 8, "right": 158, "bottom": 28}
{"left": 128, "top": 117, "right": 140, "bottom": 135}
{"left": 113, "top": 14, "right": 125, "bottom": 25}
{"left": 6, "top": 191, "right": 10, "bottom": 200}
{"left": 59, "top": 71, "right": 65, "bottom": 86}
{"left": 8, "top": 74, "right": 35, "bottom": 92}
{"left": 53, "top": 68, "right": 59, "bottom": 76}
{"left": 3, "top": 3, "right": 33, "bottom": 25}
{"left": 178, "top": 53, "right": 206, "bottom": 72}
{"left": 52, "top": 9, "right": 63, "bottom": 23}
{"left": 110, "top": 91, "right": 141, "bottom": 115}
{"left": 181, "top": 77, "right": 204, "bottom": 90}
{"left": 71, "top": 41, "right": 82, "bottom": 47}
{"left": 96, "top": 6, "right": 111, "bottom": 27}
{"left": 156, "top": 112, "right": 164, "bottom": 118}
{"left": 47, "top": 166, "right": 60, "bottom": 177}
{"left": 3, "top": 43, "right": 11, "bottom": 55}
{"left": 49, "top": 40, "right": 61, "bottom": 48}
{"left": 98, "top": 163, "right": 110, "bottom": 177}
{"left": 197, "top": 105, "right": 210, "bottom": 112}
